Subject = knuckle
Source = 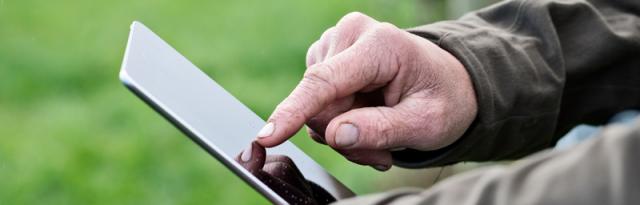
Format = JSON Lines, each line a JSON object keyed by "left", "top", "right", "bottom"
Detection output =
{"left": 339, "top": 12, "right": 369, "bottom": 25}
{"left": 334, "top": 13, "right": 371, "bottom": 48}
{"left": 306, "top": 41, "right": 320, "bottom": 67}
{"left": 403, "top": 105, "right": 449, "bottom": 149}
{"left": 373, "top": 122, "right": 394, "bottom": 149}
{"left": 364, "top": 108, "right": 395, "bottom": 149}
{"left": 320, "top": 26, "right": 336, "bottom": 41}
{"left": 364, "top": 22, "right": 407, "bottom": 62}
{"left": 303, "top": 68, "right": 330, "bottom": 85}
{"left": 289, "top": 67, "right": 338, "bottom": 112}
{"left": 307, "top": 41, "right": 320, "bottom": 54}
{"left": 274, "top": 101, "right": 307, "bottom": 123}
{"left": 302, "top": 65, "right": 338, "bottom": 94}
{"left": 369, "top": 108, "right": 399, "bottom": 149}
{"left": 371, "top": 22, "right": 400, "bottom": 37}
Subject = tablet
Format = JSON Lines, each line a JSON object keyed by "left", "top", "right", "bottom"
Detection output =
{"left": 119, "top": 21, "right": 354, "bottom": 204}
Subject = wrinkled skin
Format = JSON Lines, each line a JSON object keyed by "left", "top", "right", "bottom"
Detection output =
{"left": 235, "top": 141, "right": 336, "bottom": 205}
{"left": 257, "top": 12, "right": 477, "bottom": 170}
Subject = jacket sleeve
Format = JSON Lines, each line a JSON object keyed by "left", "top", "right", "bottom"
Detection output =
{"left": 392, "top": 0, "right": 640, "bottom": 168}
{"left": 335, "top": 118, "right": 640, "bottom": 205}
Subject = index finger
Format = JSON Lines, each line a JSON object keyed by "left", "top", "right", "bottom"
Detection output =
{"left": 257, "top": 42, "right": 390, "bottom": 147}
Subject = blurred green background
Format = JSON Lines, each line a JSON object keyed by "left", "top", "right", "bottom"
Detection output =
{"left": 0, "top": 0, "right": 495, "bottom": 204}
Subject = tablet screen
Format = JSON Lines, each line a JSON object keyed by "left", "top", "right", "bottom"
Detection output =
{"left": 120, "top": 22, "right": 354, "bottom": 204}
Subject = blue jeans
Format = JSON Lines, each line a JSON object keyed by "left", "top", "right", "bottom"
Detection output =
{"left": 555, "top": 110, "right": 640, "bottom": 150}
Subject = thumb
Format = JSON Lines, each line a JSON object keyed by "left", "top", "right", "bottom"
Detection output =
{"left": 324, "top": 104, "right": 444, "bottom": 151}
{"left": 236, "top": 141, "right": 266, "bottom": 174}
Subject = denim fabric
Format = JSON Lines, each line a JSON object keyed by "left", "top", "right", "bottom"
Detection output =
{"left": 555, "top": 110, "right": 640, "bottom": 150}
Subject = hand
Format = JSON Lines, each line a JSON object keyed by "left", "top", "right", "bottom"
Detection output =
{"left": 256, "top": 12, "right": 477, "bottom": 170}
{"left": 236, "top": 141, "right": 336, "bottom": 205}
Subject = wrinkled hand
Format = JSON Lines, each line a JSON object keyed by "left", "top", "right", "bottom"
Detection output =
{"left": 236, "top": 141, "right": 336, "bottom": 205}
{"left": 256, "top": 12, "right": 477, "bottom": 170}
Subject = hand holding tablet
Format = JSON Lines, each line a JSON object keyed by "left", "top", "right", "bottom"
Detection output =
{"left": 235, "top": 141, "right": 336, "bottom": 204}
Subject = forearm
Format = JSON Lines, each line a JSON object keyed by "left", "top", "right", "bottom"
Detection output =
{"left": 337, "top": 118, "right": 640, "bottom": 205}
{"left": 393, "top": 0, "right": 640, "bottom": 167}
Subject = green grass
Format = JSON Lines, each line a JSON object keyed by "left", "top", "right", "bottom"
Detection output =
{"left": 0, "top": 0, "right": 446, "bottom": 204}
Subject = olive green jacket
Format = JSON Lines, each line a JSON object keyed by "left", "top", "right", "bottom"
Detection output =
{"left": 336, "top": 0, "right": 640, "bottom": 204}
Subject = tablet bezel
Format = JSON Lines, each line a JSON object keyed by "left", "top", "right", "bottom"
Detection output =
{"left": 119, "top": 21, "right": 354, "bottom": 204}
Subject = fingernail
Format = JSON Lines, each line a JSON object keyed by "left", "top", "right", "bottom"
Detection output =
{"left": 373, "top": 165, "right": 390, "bottom": 171}
{"left": 390, "top": 147, "right": 407, "bottom": 152}
{"left": 336, "top": 123, "right": 358, "bottom": 147}
{"left": 257, "top": 122, "right": 275, "bottom": 138}
{"left": 241, "top": 143, "right": 253, "bottom": 162}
